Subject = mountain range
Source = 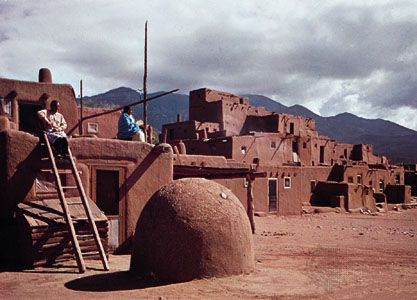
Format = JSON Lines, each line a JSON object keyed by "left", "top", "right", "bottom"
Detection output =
{"left": 81, "top": 87, "right": 417, "bottom": 163}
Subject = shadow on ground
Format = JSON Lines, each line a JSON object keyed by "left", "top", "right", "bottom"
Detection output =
{"left": 65, "top": 271, "right": 173, "bottom": 292}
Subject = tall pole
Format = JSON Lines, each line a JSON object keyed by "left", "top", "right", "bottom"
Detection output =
{"left": 79, "top": 79, "right": 83, "bottom": 135}
{"left": 143, "top": 20, "right": 148, "bottom": 142}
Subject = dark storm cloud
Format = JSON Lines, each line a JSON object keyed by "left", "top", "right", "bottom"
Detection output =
{"left": 1, "top": 1, "right": 417, "bottom": 129}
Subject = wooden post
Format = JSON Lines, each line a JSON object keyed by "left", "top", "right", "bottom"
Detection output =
{"left": 143, "top": 20, "right": 148, "bottom": 142}
{"left": 246, "top": 174, "right": 255, "bottom": 234}
{"left": 163, "top": 128, "right": 168, "bottom": 143}
{"left": 79, "top": 80, "right": 83, "bottom": 135}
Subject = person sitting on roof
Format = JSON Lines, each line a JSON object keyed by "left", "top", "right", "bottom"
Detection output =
{"left": 37, "top": 100, "right": 69, "bottom": 158}
{"left": 117, "top": 106, "right": 145, "bottom": 141}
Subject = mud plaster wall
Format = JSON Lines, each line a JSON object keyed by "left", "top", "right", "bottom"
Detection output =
{"left": 69, "top": 138, "right": 173, "bottom": 238}
{"left": 0, "top": 78, "right": 78, "bottom": 132}
{"left": 79, "top": 107, "right": 120, "bottom": 138}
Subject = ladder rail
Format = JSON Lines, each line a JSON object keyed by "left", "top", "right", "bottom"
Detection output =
{"left": 42, "top": 133, "right": 86, "bottom": 273}
{"left": 67, "top": 146, "right": 110, "bottom": 271}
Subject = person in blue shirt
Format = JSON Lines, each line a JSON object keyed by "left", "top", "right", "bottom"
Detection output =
{"left": 117, "top": 106, "right": 144, "bottom": 141}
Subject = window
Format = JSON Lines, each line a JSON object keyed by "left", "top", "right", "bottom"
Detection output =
{"left": 348, "top": 176, "right": 353, "bottom": 183}
{"left": 241, "top": 146, "right": 247, "bottom": 154}
{"left": 289, "top": 122, "right": 294, "bottom": 134}
{"left": 271, "top": 141, "right": 276, "bottom": 148}
{"left": 2, "top": 97, "right": 11, "bottom": 115}
{"left": 284, "top": 177, "right": 291, "bottom": 189}
{"left": 379, "top": 180, "right": 384, "bottom": 192}
{"left": 395, "top": 174, "right": 401, "bottom": 184}
{"left": 356, "top": 175, "right": 362, "bottom": 184}
{"left": 344, "top": 149, "right": 348, "bottom": 158}
{"left": 310, "top": 180, "right": 316, "bottom": 192}
{"left": 87, "top": 122, "right": 99, "bottom": 134}
{"left": 303, "top": 142, "right": 307, "bottom": 149}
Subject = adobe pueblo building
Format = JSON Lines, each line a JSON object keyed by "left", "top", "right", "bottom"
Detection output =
{"left": 162, "top": 88, "right": 411, "bottom": 215}
{"left": 0, "top": 69, "right": 173, "bottom": 268}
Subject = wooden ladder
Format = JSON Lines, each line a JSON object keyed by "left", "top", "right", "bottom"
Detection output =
{"left": 42, "top": 133, "right": 109, "bottom": 273}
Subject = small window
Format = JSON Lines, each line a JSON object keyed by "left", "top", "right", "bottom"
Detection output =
{"left": 1, "top": 97, "right": 10, "bottom": 115}
{"left": 369, "top": 180, "right": 373, "bottom": 186}
{"left": 289, "top": 122, "right": 294, "bottom": 134}
{"left": 344, "top": 149, "right": 348, "bottom": 158}
{"left": 284, "top": 177, "right": 291, "bottom": 189}
{"left": 312, "top": 161, "right": 315, "bottom": 166}
{"left": 357, "top": 175, "right": 362, "bottom": 184}
{"left": 395, "top": 174, "right": 400, "bottom": 184}
{"left": 379, "top": 180, "right": 384, "bottom": 192}
{"left": 271, "top": 141, "right": 276, "bottom": 148}
{"left": 87, "top": 122, "right": 99, "bottom": 134}
{"left": 303, "top": 142, "right": 307, "bottom": 149}
{"left": 348, "top": 176, "right": 353, "bottom": 183}
{"left": 241, "top": 146, "right": 247, "bottom": 154}
{"left": 243, "top": 178, "right": 249, "bottom": 188}
{"left": 310, "top": 180, "right": 316, "bottom": 192}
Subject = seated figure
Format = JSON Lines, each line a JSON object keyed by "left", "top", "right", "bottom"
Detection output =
{"left": 117, "top": 106, "right": 145, "bottom": 142}
{"left": 37, "top": 100, "right": 69, "bottom": 158}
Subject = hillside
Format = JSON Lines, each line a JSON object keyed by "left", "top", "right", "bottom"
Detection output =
{"left": 81, "top": 88, "right": 417, "bottom": 163}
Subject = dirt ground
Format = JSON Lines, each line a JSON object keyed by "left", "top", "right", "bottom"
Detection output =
{"left": 1, "top": 208, "right": 417, "bottom": 299}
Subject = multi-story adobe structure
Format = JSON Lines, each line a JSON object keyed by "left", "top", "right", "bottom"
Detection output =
{"left": 162, "top": 88, "right": 411, "bottom": 215}
{"left": 0, "top": 69, "right": 173, "bottom": 267}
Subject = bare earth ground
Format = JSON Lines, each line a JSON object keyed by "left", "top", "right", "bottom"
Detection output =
{"left": 1, "top": 209, "right": 417, "bottom": 299}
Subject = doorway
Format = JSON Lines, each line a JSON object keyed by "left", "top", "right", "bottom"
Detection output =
{"left": 92, "top": 167, "right": 126, "bottom": 250}
{"left": 18, "top": 102, "right": 43, "bottom": 135}
{"left": 268, "top": 179, "right": 278, "bottom": 212}
{"left": 319, "top": 146, "right": 325, "bottom": 164}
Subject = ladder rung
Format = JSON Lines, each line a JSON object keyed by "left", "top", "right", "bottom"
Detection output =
{"left": 77, "top": 234, "right": 94, "bottom": 238}
{"left": 82, "top": 251, "right": 100, "bottom": 257}
{"left": 68, "top": 202, "right": 84, "bottom": 205}
{"left": 40, "top": 169, "right": 78, "bottom": 174}
{"left": 62, "top": 186, "right": 78, "bottom": 189}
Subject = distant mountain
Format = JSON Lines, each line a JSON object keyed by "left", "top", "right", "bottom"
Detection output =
{"left": 81, "top": 87, "right": 189, "bottom": 130}
{"left": 81, "top": 88, "right": 417, "bottom": 163}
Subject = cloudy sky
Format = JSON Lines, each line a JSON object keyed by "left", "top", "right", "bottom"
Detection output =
{"left": 1, "top": 0, "right": 417, "bottom": 130}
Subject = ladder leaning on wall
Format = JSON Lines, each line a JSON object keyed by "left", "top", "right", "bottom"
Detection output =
{"left": 41, "top": 132, "right": 109, "bottom": 273}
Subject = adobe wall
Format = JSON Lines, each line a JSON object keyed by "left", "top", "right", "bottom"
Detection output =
{"left": 0, "top": 129, "right": 173, "bottom": 240}
{"left": 230, "top": 134, "right": 292, "bottom": 165}
{"left": 78, "top": 107, "right": 120, "bottom": 139}
{"left": 0, "top": 129, "right": 42, "bottom": 221}
{"left": 69, "top": 139, "right": 173, "bottom": 237}
{"left": 0, "top": 77, "right": 78, "bottom": 132}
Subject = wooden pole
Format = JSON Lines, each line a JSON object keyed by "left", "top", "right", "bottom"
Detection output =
{"left": 79, "top": 80, "right": 83, "bottom": 135}
{"left": 143, "top": 20, "right": 148, "bottom": 142}
{"left": 246, "top": 174, "right": 256, "bottom": 234}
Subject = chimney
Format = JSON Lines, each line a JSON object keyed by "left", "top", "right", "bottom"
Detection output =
{"left": 38, "top": 68, "right": 52, "bottom": 83}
